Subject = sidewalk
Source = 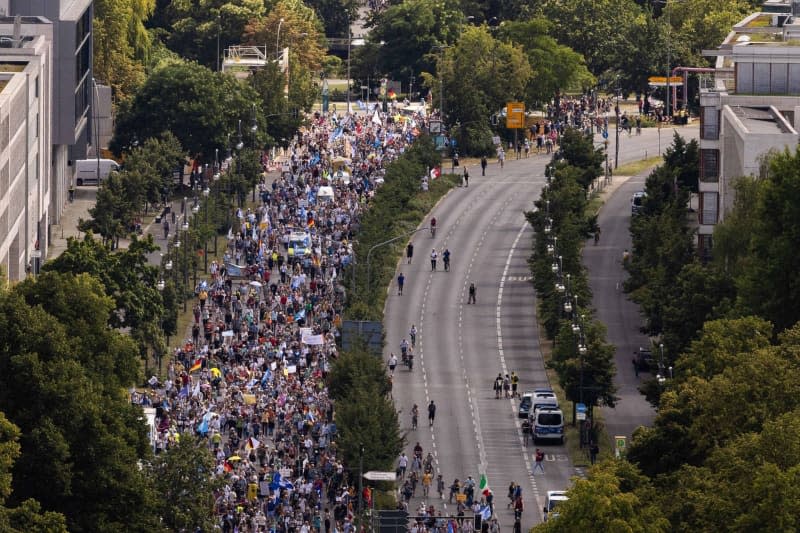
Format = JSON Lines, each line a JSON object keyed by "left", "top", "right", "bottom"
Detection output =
{"left": 48, "top": 187, "right": 97, "bottom": 260}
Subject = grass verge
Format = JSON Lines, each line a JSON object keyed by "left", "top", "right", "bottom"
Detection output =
{"left": 614, "top": 156, "right": 662, "bottom": 177}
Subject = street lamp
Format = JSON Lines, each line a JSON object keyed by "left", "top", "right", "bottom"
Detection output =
{"left": 276, "top": 17, "right": 285, "bottom": 55}
{"left": 203, "top": 188, "right": 210, "bottom": 272}
{"left": 182, "top": 220, "right": 189, "bottom": 312}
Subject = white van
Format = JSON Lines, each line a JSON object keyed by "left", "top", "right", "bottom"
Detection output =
{"left": 74, "top": 158, "right": 120, "bottom": 186}
{"left": 544, "top": 490, "right": 568, "bottom": 521}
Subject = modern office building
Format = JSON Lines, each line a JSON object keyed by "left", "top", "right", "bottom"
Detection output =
{"left": 698, "top": 0, "right": 800, "bottom": 258}
{"left": 0, "top": 17, "right": 52, "bottom": 280}
{"left": 3, "top": 0, "right": 93, "bottom": 236}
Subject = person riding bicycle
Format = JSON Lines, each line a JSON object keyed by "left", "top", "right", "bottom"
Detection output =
{"left": 413, "top": 442, "right": 423, "bottom": 459}
{"left": 443, "top": 248, "right": 451, "bottom": 272}
{"left": 430, "top": 216, "right": 437, "bottom": 237}
{"left": 409, "top": 325, "right": 417, "bottom": 347}
{"left": 400, "top": 339, "right": 409, "bottom": 362}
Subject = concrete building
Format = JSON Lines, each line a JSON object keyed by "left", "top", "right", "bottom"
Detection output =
{"left": 2, "top": 0, "right": 93, "bottom": 237}
{"left": 0, "top": 17, "right": 52, "bottom": 280}
{"left": 699, "top": 0, "right": 800, "bottom": 258}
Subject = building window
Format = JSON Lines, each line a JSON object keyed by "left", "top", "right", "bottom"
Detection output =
{"left": 700, "top": 149, "right": 719, "bottom": 182}
{"left": 34, "top": 76, "right": 39, "bottom": 98}
{"left": 700, "top": 192, "right": 718, "bottom": 225}
{"left": 700, "top": 106, "right": 719, "bottom": 140}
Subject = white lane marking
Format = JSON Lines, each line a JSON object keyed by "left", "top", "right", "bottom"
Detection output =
{"left": 496, "top": 221, "right": 545, "bottom": 522}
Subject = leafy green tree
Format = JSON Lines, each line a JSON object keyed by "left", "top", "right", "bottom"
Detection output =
{"left": 0, "top": 287, "right": 161, "bottom": 533}
{"left": 111, "top": 60, "right": 265, "bottom": 162}
{"left": 43, "top": 235, "right": 173, "bottom": 360}
{"left": 424, "top": 25, "right": 531, "bottom": 152}
{"left": 124, "top": 132, "right": 186, "bottom": 204}
{"left": 360, "top": 0, "right": 466, "bottom": 83}
{"left": 150, "top": 436, "right": 223, "bottom": 532}
{"left": 80, "top": 172, "right": 138, "bottom": 247}
{"left": 328, "top": 345, "right": 392, "bottom": 401}
{"left": 532, "top": 0, "right": 661, "bottom": 93}
{"left": 659, "top": 261, "right": 736, "bottom": 357}
{"left": 711, "top": 175, "right": 761, "bottom": 279}
{"left": 94, "top": 0, "right": 154, "bottom": 102}
{"left": 335, "top": 386, "right": 404, "bottom": 472}
{"left": 732, "top": 147, "right": 800, "bottom": 333}
{"left": 498, "top": 19, "right": 594, "bottom": 107}
{"left": 0, "top": 412, "right": 67, "bottom": 533}
{"left": 149, "top": 0, "right": 266, "bottom": 68}
{"left": 304, "top": 0, "right": 358, "bottom": 37}
{"left": 533, "top": 460, "right": 670, "bottom": 532}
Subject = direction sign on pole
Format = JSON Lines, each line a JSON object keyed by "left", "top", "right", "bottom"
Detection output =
{"left": 506, "top": 102, "right": 525, "bottom": 129}
{"left": 615, "top": 435, "right": 627, "bottom": 458}
{"left": 363, "top": 471, "right": 397, "bottom": 481}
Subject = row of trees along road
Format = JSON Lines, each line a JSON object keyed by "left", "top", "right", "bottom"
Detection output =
{"left": 525, "top": 129, "right": 617, "bottom": 429}
{"left": 536, "top": 141, "right": 800, "bottom": 531}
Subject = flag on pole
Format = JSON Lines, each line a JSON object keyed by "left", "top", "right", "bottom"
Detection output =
{"left": 479, "top": 473, "right": 488, "bottom": 491}
{"left": 189, "top": 358, "right": 202, "bottom": 372}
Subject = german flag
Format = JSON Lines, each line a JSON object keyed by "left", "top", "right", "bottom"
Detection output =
{"left": 189, "top": 358, "right": 202, "bottom": 372}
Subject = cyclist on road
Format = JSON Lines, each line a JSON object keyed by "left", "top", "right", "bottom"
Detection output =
{"left": 400, "top": 339, "right": 409, "bottom": 362}
{"left": 430, "top": 216, "right": 437, "bottom": 237}
{"left": 409, "top": 324, "right": 417, "bottom": 347}
{"left": 443, "top": 248, "right": 451, "bottom": 272}
{"left": 397, "top": 272, "right": 405, "bottom": 295}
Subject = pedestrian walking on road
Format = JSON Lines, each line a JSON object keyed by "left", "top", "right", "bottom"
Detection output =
{"left": 468, "top": 282, "right": 476, "bottom": 304}
{"left": 397, "top": 453, "right": 409, "bottom": 479}
{"left": 480, "top": 156, "right": 487, "bottom": 176}
{"left": 162, "top": 219, "right": 170, "bottom": 240}
{"left": 494, "top": 374, "right": 503, "bottom": 399}
{"left": 428, "top": 400, "right": 436, "bottom": 427}
{"left": 590, "top": 442, "right": 600, "bottom": 465}
{"left": 406, "top": 242, "right": 414, "bottom": 264}
{"left": 463, "top": 167, "right": 469, "bottom": 187}
{"left": 397, "top": 272, "right": 405, "bottom": 295}
{"left": 430, "top": 249, "right": 438, "bottom": 271}
{"left": 533, "top": 449, "right": 545, "bottom": 474}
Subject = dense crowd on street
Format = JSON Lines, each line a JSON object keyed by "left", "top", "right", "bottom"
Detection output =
{"left": 134, "top": 106, "right": 431, "bottom": 532}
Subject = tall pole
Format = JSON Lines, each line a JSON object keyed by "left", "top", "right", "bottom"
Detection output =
{"left": 615, "top": 90, "right": 620, "bottom": 169}
{"left": 216, "top": 14, "right": 221, "bottom": 72}
{"left": 666, "top": 1, "right": 671, "bottom": 118}
{"left": 276, "top": 18, "right": 284, "bottom": 55}
{"left": 346, "top": 22, "right": 352, "bottom": 113}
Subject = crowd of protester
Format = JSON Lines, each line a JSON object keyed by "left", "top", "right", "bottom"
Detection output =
{"left": 135, "top": 106, "right": 430, "bottom": 532}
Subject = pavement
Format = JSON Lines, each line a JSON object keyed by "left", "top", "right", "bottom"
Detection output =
{"left": 48, "top": 186, "right": 97, "bottom": 260}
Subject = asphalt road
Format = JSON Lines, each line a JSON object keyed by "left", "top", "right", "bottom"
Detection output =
{"left": 383, "top": 124, "right": 694, "bottom": 529}
{"left": 585, "top": 125, "right": 699, "bottom": 451}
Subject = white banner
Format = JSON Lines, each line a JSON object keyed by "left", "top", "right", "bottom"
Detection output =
{"left": 302, "top": 334, "right": 325, "bottom": 345}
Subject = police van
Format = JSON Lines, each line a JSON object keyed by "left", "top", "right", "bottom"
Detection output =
{"left": 287, "top": 230, "right": 312, "bottom": 260}
{"left": 531, "top": 405, "right": 564, "bottom": 444}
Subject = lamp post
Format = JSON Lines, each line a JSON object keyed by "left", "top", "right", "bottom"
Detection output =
{"left": 192, "top": 204, "right": 200, "bottom": 289}
{"left": 614, "top": 87, "right": 620, "bottom": 170}
{"left": 203, "top": 188, "right": 210, "bottom": 272}
{"left": 157, "top": 278, "right": 165, "bottom": 374}
{"left": 182, "top": 220, "right": 189, "bottom": 312}
{"left": 276, "top": 17, "right": 285, "bottom": 55}
{"left": 216, "top": 14, "right": 222, "bottom": 72}
{"left": 251, "top": 104, "right": 258, "bottom": 202}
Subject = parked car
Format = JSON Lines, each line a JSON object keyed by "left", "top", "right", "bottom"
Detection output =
{"left": 519, "top": 392, "right": 533, "bottom": 419}
{"left": 631, "top": 191, "right": 647, "bottom": 215}
{"left": 532, "top": 406, "right": 564, "bottom": 444}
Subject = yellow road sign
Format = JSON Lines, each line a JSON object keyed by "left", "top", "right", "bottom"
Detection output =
{"left": 506, "top": 102, "right": 525, "bottom": 129}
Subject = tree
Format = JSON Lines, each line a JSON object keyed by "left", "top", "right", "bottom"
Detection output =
{"left": 149, "top": 0, "right": 266, "bottom": 69}
{"left": 0, "top": 287, "right": 161, "bottom": 533}
{"left": 327, "top": 345, "right": 392, "bottom": 401}
{"left": 533, "top": 460, "right": 670, "bottom": 532}
{"left": 423, "top": 25, "right": 531, "bottom": 152}
{"left": 110, "top": 60, "right": 265, "bottom": 162}
{"left": 94, "top": 0, "right": 154, "bottom": 102}
{"left": 0, "top": 412, "right": 67, "bottom": 533}
{"left": 498, "top": 19, "right": 594, "bottom": 107}
{"left": 732, "top": 147, "right": 800, "bottom": 333}
{"left": 304, "top": 0, "right": 358, "bottom": 37}
{"left": 360, "top": 0, "right": 465, "bottom": 83}
{"left": 532, "top": 0, "right": 661, "bottom": 93}
{"left": 150, "top": 436, "right": 223, "bottom": 532}
{"left": 43, "top": 235, "right": 174, "bottom": 361}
